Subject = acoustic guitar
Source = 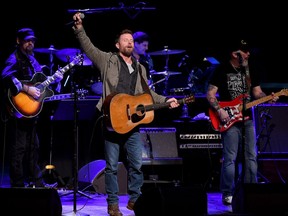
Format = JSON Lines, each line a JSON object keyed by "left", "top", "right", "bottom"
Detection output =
{"left": 7, "top": 54, "right": 83, "bottom": 118}
{"left": 103, "top": 93, "right": 195, "bottom": 134}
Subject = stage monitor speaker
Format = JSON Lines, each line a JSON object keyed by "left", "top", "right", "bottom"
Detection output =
{"left": 78, "top": 159, "right": 128, "bottom": 194}
{"left": 139, "top": 127, "right": 178, "bottom": 158}
{"left": 0, "top": 187, "right": 62, "bottom": 216}
{"left": 253, "top": 104, "right": 288, "bottom": 155}
{"left": 134, "top": 184, "right": 207, "bottom": 216}
{"left": 232, "top": 183, "right": 288, "bottom": 215}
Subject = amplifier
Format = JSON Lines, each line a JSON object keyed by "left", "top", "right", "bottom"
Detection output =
{"left": 253, "top": 103, "right": 288, "bottom": 155}
{"left": 174, "top": 120, "right": 222, "bottom": 151}
{"left": 173, "top": 120, "right": 222, "bottom": 188}
{"left": 179, "top": 134, "right": 222, "bottom": 150}
{"left": 140, "top": 127, "right": 178, "bottom": 158}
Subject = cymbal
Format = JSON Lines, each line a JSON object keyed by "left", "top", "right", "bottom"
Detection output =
{"left": 151, "top": 71, "right": 181, "bottom": 75}
{"left": 148, "top": 49, "right": 185, "bottom": 56}
{"left": 56, "top": 48, "right": 92, "bottom": 66}
{"left": 34, "top": 47, "right": 59, "bottom": 53}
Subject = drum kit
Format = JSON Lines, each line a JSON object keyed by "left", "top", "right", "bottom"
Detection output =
{"left": 34, "top": 45, "right": 97, "bottom": 93}
{"left": 147, "top": 46, "right": 187, "bottom": 95}
{"left": 34, "top": 45, "right": 189, "bottom": 96}
{"left": 34, "top": 46, "right": 93, "bottom": 68}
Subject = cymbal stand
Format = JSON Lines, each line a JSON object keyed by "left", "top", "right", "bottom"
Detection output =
{"left": 49, "top": 45, "right": 55, "bottom": 76}
{"left": 163, "top": 46, "right": 170, "bottom": 95}
{"left": 149, "top": 77, "right": 166, "bottom": 89}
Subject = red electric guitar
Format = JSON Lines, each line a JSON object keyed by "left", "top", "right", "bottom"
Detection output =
{"left": 209, "top": 89, "right": 288, "bottom": 132}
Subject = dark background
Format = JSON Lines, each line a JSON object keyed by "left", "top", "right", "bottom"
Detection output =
{"left": 1, "top": 1, "right": 288, "bottom": 85}
{"left": 1, "top": 1, "right": 288, "bottom": 186}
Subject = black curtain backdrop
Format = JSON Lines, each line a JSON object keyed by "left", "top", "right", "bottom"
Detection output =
{"left": 1, "top": 0, "right": 288, "bottom": 185}
{"left": 1, "top": 0, "right": 287, "bottom": 84}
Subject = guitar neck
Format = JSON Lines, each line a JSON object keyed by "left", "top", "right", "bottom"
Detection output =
{"left": 144, "top": 98, "right": 187, "bottom": 111}
{"left": 45, "top": 93, "right": 74, "bottom": 101}
{"left": 246, "top": 91, "right": 283, "bottom": 109}
{"left": 38, "top": 54, "right": 83, "bottom": 89}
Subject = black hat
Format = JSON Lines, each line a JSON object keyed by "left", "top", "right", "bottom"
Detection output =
{"left": 229, "top": 38, "right": 249, "bottom": 53}
{"left": 17, "top": 28, "right": 36, "bottom": 40}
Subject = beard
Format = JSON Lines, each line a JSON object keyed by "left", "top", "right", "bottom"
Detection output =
{"left": 25, "top": 45, "right": 34, "bottom": 55}
{"left": 121, "top": 47, "right": 133, "bottom": 57}
{"left": 242, "top": 59, "right": 249, "bottom": 67}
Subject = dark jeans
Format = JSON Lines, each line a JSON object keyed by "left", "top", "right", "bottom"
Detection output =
{"left": 8, "top": 117, "right": 43, "bottom": 187}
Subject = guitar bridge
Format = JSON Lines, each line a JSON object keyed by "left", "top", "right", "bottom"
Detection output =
{"left": 126, "top": 104, "right": 131, "bottom": 120}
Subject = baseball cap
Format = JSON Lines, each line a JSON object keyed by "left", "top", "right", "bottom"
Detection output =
{"left": 229, "top": 38, "right": 250, "bottom": 53}
{"left": 17, "top": 28, "right": 36, "bottom": 40}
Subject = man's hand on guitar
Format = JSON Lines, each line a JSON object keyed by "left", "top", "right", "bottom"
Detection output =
{"left": 167, "top": 97, "right": 180, "bottom": 108}
{"left": 217, "top": 108, "right": 230, "bottom": 123}
{"left": 269, "top": 92, "right": 279, "bottom": 104}
{"left": 23, "top": 84, "right": 40, "bottom": 100}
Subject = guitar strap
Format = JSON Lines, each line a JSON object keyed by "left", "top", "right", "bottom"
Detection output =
{"left": 138, "top": 63, "right": 155, "bottom": 103}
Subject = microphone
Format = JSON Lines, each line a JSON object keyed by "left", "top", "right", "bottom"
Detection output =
{"left": 236, "top": 51, "right": 243, "bottom": 64}
{"left": 178, "top": 55, "right": 189, "bottom": 68}
{"left": 65, "top": 13, "right": 85, "bottom": 26}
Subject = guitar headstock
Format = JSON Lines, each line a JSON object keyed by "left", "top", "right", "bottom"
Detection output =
{"left": 72, "top": 54, "right": 85, "bottom": 66}
{"left": 184, "top": 95, "right": 195, "bottom": 104}
{"left": 280, "top": 89, "right": 288, "bottom": 96}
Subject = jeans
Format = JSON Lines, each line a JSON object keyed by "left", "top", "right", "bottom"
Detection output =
{"left": 8, "top": 117, "right": 43, "bottom": 187}
{"left": 220, "top": 120, "right": 258, "bottom": 197}
{"left": 104, "top": 130, "right": 143, "bottom": 205}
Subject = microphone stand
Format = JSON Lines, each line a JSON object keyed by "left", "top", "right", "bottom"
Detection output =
{"left": 240, "top": 66, "right": 247, "bottom": 185}
{"left": 233, "top": 53, "right": 247, "bottom": 185}
{"left": 61, "top": 63, "right": 90, "bottom": 216}
{"left": 67, "top": 2, "right": 156, "bottom": 19}
{"left": 233, "top": 59, "right": 249, "bottom": 211}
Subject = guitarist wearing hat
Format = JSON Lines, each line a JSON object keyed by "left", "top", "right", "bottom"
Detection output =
{"left": 1, "top": 28, "right": 63, "bottom": 187}
{"left": 206, "top": 38, "right": 279, "bottom": 206}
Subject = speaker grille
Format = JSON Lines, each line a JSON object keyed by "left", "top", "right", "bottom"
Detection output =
{"left": 140, "top": 127, "right": 178, "bottom": 158}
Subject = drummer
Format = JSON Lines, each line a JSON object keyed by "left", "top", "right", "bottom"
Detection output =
{"left": 132, "top": 31, "right": 154, "bottom": 88}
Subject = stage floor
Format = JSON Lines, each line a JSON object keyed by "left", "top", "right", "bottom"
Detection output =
{"left": 60, "top": 188, "right": 232, "bottom": 216}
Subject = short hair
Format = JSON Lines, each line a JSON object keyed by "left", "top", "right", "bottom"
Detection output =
{"left": 115, "top": 29, "right": 133, "bottom": 43}
{"left": 133, "top": 31, "right": 149, "bottom": 43}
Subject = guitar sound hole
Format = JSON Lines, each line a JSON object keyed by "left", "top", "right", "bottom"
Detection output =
{"left": 136, "top": 104, "right": 145, "bottom": 116}
{"left": 132, "top": 104, "right": 145, "bottom": 123}
{"left": 131, "top": 113, "right": 145, "bottom": 123}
